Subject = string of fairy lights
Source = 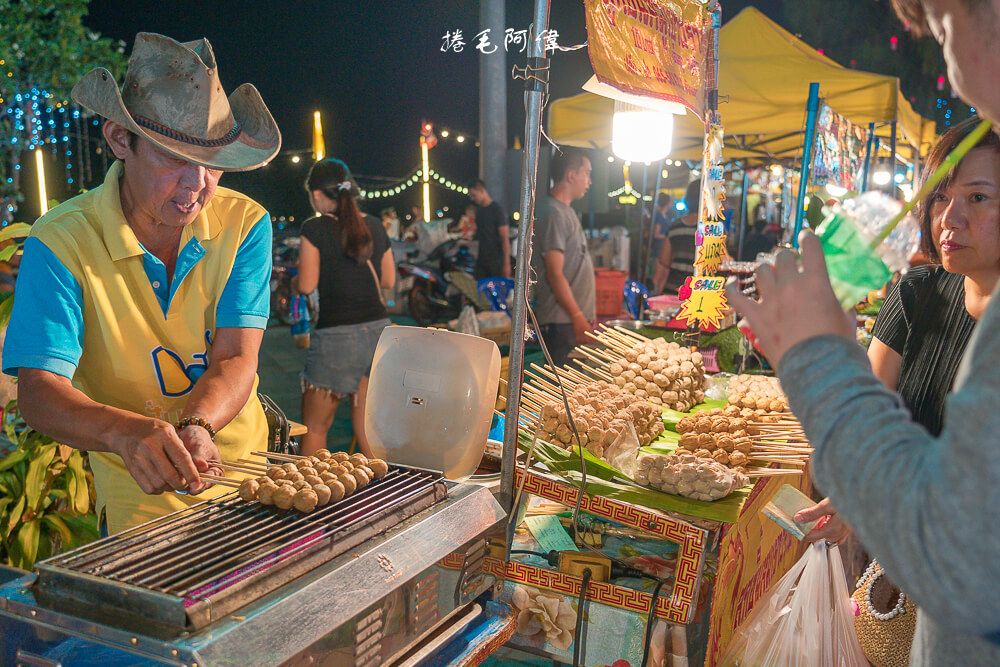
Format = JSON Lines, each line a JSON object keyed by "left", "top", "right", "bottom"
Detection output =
{"left": 357, "top": 168, "right": 469, "bottom": 200}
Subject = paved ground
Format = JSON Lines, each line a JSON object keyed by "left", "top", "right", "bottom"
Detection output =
{"left": 256, "top": 315, "right": 420, "bottom": 452}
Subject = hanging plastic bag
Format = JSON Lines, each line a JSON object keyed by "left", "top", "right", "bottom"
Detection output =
{"left": 718, "top": 542, "right": 868, "bottom": 667}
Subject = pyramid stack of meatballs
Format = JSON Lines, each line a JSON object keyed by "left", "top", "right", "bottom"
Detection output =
{"left": 533, "top": 380, "right": 665, "bottom": 460}
{"left": 238, "top": 451, "right": 389, "bottom": 513}
{"left": 607, "top": 338, "right": 706, "bottom": 411}
{"left": 727, "top": 374, "right": 788, "bottom": 412}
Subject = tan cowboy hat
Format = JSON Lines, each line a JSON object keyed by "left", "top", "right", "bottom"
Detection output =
{"left": 71, "top": 33, "right": 281, "bottom": 172}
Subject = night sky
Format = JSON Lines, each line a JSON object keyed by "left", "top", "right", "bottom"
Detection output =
{"left": 82, "top": 0, "right": 781, "bottom": 220}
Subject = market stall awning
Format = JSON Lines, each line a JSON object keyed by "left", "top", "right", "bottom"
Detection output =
{"left": 549, "top": 6, "right": 937, "bottom": 163}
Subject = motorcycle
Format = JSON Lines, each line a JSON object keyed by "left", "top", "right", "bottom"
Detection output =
{"left": 397, "top": 238, "right": 478, "bottom": 326}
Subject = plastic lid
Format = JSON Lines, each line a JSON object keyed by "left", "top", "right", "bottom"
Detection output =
{"left": 364, "top": 326, "right": 501, "bottom": 481}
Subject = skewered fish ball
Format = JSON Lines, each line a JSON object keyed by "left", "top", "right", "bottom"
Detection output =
{"left": 281, "top": 463, "right": 297, "bottom": 473}
{"left": 693, "top": 448, "right": 713, "bottom": 459}
{"left": 679, "top": 433, "right": 700, "bottom": 450}
{"left": 729, "top": 451, "right": 749, "bottom": 466}
{"left": 299, "top": 466, "right": 318, "bottom": 478}
{"left": 313, "top": 484, "right": 332, "bottom": 506}
{"left": 266, "top": 468, "right": 286, "bottom": 481}
{"left": 341, "top": 461, "right": 355, "bottom": 472}
{"left": 292, "top": 480, "right": 310, "bottom": 491}
{"left": 712, "top": 450, "right": 730, "bottom": 465}
{"left": 609, "top": 362, "right": 624, "bottom": 375}
{"left": 694, "top": 418, "right": 712, "bottom": 434}
{"left": 315, "top": 450, "right": 333, "bottom": 461}
{"left": 368, "top": 459, "right": 389, "bottom": 479}
{"left": 698, "top": 433, "right": 717, "bottom": 450}
{"left": 295, "top": 459, "right": 314, "bottom": 470}
{"left": 272, "top": 486, "right": 296, "bottom": 510}
{"left": 326, "top": 480, "right": 346, "bottom": 502}
{"left": 328, "top": 464, "right": 349, "bottom": 477}
{"left": 623, "top": 370, "right": 637, "bottom": 381}
{"left": 313, "top": 462, "right": 330, "bottom": 474}
{"left": 735, "top": 439, "right": 753, "bottom": 454}
{"left": 349, "top": 454, "right": 369, "bottom": 467}
{"left": 338, "top": 473, "right": 357, "bottom": 495}
{"left": 359, "top": 466, "right": 375, "bottom": 482}
{"left": 285, "top": 471, "right": 305, "bottom": 483}
{"left": 331, "top": 452, "right": 350, "bottom": 463}
{"left": 239, "top": 478, "right": 260, "bottom": 502}
{"left": 640, "top": 369, "right": 655, "bottom": 382}
{"left": 256, "top": 475, "right": 273, "bottom": 487}
{"left": 293, "top": 489, "right": 319, "bottom": 513}
{"left": 304, "top": 475, "right": 324, "bottom": 487}
{"left": 350, "top": 468, "right": 371, "bottom": 487}
{"left": 258, "top": 483, "right": 278, "bottom": 505}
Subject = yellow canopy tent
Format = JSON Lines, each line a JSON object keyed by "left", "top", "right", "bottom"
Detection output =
{"left": 549, "top": 6, "right": 937, "bottom": 164}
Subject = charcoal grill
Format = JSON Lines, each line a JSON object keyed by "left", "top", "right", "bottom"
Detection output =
{"left": 0, "top": 465, "right": 506, "bottom": 666}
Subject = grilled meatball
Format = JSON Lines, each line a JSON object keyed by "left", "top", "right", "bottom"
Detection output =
{"left": 292, "top": 480, "right": 310, "bottom": 491}
{"left": 350, "top": 468, "right": 370, "bottom": 487}
{"left": 315, "top": 449, "right": 333, "bottom": 461}
{"left": 328, "top": 464, "right": 349, "bottom": 477}
{"left": 313, "top": 462, "right": 330, "bottom": 474}
{"left": 298, "top": 466, "right": 318, "bottom": 478}
{"left": 340, "top": 461, "right": 355, "bottom": 472}
{"left": 331, "top": 452, "right": 350, "bottom": 463}
{"left": 326, "top": 480, "right": 346, "bottom": 503}
{"left": 359, "top": 466, "right": 375, "bottom": 482}
{"left": 258, "top": 483, "right": 278, "bottom": 505}
{"left": 266, "top": 467, "right": 286, "bottom": 481}
{"left": 285, "top": 471, "right": 305, "bottom": 483}
{"left": 348, "top": 453, "right": 369, "bottom": 467}
{"left": 272, "top": 486, "right": 296, "bottom": 510}
{"left": 338, "top": 473, "right": 357, "bottom": 495}
{"left": 239, "top": 479, "right": 260, "bottom": 502}
{"left": 281, "top": 463, "right": 298, "bottom": 474}
{"left": 293, "top": 489, "right": 319, "bottom": 513}
{"left": 313, "top": 484, "right": 332, "bottom": 506}
{"left": 367, "top": 459, "right": 389, "bottom": 479}
{"left": 320, "top": 471, "right": 339, "bottom": 485}
{"left": 303, "top": 475, "right": 324, "bottom": 487}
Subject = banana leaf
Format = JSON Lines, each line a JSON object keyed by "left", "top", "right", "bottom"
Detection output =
{"left": 25, "top": 443, "right": 57, "bottom": 510}
{"left": 518, "top": 430, "right": 750, "bottom": 523}
{"left": 66, "top": 452, "right": 90, "bottom": 515}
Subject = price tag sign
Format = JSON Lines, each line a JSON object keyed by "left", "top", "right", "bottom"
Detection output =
{"left": 524, "top": 515, "right": 578, "bottom": 553}
{"left": 676, "top": 276, "right": 728, "bottom": 329}
{"left": 695, "top": 235, "right": 727, "bottom": 275}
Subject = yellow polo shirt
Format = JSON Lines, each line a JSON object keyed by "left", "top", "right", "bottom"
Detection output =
{"left": 3, "top": 162, "right": 271, "bottom": 533}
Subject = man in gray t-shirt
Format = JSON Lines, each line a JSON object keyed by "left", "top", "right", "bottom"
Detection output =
{"left": 532, "top": 149, "right": 594, "bottom": 366}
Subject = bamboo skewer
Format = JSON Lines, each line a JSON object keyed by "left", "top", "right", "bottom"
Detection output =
{"left": 251, "top": 451, "right": 306, "bottom": 461}
{"left": 201, "top": 473, "right": 241, "bottom": 487}
{"left": 575, "top": 346, "right": 616, "bottom": 368}
{"left": 746, "top": 468, "right": 803, "bottom": 477}
{"left": 218, "top": 461, "right": 267, "bottom": 475}
{"left": 613, "top": 325, "right": 649, "bottom": 343}
{"left": 531, "top": 363, "right": 578, "bottom": 389}
{"left": 573, "top": 359, "right": 613, "bottom": 382}
{"left": 600, "top": 328, "right": 642, "bottom": 350}
{"left": 586, "top": 330, "right": 630, "bottom": 355}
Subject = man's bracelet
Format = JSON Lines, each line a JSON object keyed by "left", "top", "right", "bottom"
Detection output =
{"left": 176, "top": 416, "right": 216, "bottom": 440}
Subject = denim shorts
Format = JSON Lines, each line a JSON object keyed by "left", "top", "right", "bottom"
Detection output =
{"left": 302, "top": 318, "right": 390, "bottom": 397}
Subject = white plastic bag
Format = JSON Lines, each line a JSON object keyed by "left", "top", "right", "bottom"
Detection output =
{"left": 718, "top": 542, "right": 868, "bottom": 667}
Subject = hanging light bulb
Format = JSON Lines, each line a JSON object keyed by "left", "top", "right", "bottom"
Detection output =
{"left": 611, "top": 100, "right": 674, "bottom": 163}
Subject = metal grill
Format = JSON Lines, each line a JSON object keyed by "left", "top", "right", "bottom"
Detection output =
{"left": 36, "top": 466, "right": 446, "bottom": 630}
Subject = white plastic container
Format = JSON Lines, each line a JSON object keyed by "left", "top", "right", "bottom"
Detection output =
{"left": 365, "top": 326, "right": 501, "bottom": 481}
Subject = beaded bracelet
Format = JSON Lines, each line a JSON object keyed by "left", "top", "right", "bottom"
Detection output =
{"left": 175, "top": 416, "right": 217, "bottom": 441}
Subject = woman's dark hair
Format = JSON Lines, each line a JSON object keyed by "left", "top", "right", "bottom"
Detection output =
{"left": 306, "top": 158, "right": 372, "bottom": 262}
{"left": 683, "top": 179, "right": 701, "bottom": 213}
{"left": 916, "top": 116, "right": 1000, "bottom": 262}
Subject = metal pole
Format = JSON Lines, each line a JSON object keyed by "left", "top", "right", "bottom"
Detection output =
{"left": 860, "top": 122, "right": 876, "bottom": 193}
{"left": 639, "top": 163, "right": 649, "bottom": 279}
{"left": 500, "top": 0, "right": 551, "bottom": 538}
{"left": 738, "top": 166, "right": 750, "bottom": 260}
{"left": 479, "top": 0, "right": 507, "bottom": 208}
{"left": 642, "top": 159, "right": 665, "bottom": 286}
{"left": 792, "top": 82, "right": 820, "bottom": 248}
{"left": 889, "top": 120, "right": 898, "bottom": 197}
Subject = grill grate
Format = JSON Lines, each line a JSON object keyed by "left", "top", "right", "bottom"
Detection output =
{"left": 38, "top": 466, "right": 446, "bottom": 629}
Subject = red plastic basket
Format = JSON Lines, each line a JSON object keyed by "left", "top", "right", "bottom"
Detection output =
{"left": 594, "top": 269, "right": 628, "bottom": 317}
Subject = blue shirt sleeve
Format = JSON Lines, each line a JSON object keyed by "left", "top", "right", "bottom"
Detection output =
{"left": 216, "top": 212, "right": 272, "bottom": 329}
{"left": 2, "top": 237, "right": 85, "bottom": 378}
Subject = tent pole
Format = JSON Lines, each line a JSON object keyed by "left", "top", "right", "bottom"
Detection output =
{"left": 500, "top": 0, "right": 551, "bottom": 554}
{"left": 792, "top": 82, "right": 820, "bottom": 248}
{"left": 738, "top": 165, "right": 750, "bottom": 260}
{"left": 860, "top": 123, "right": 876, "bottom": 193}
{"left": 889, "top": 120, "right": 898, "bottom": 196}
{"left": 643, "top": 159, "right": 665, "bottom": 287}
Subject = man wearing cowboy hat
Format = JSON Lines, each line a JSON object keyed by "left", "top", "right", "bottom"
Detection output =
{"left": 1, "top": 34, "right": 281, "bottom": 534}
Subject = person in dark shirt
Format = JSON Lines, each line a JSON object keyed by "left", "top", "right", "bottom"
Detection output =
{"left": 649, "top": 192, "right": 673, "bottom": 261}
{"left": 295, "top": 158, "right": 395, "bottom": 457}
{"left": 468, "top": 179, "right": 511, "bottom": 279}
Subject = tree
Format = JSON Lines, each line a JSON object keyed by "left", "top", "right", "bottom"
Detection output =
{"left": 779, "top": 0, "right": 971, "bottom": 133}
{"left": 0, "top": 0, "right": 126, "bottom": 223}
